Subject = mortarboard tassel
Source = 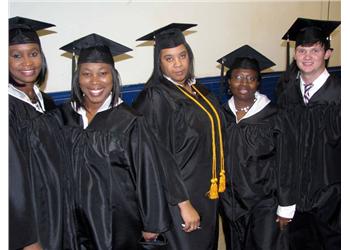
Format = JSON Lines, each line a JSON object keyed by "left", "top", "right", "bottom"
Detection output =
{"left": 72, "top": 49, "right": 76, "bottom": 77}
{"left": 219, "top": 59, "right": 225, "bottom": 103}
{"left": 286, "top": 36, "right": 290, "bottom": 70}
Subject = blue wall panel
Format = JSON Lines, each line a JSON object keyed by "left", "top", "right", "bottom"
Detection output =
{"left": 49, "top": 66, "right": 340, "bottom": 106}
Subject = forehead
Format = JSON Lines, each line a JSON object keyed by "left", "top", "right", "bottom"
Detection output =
{"left": 79, "top": 62, "right": 111, "bottom": 70}
{"left": 296, "top": 41, "right": 325, "bottom": 49}
{"left": 232, "top": 68, "right": 258, "bottom": 75}
{"left": 9, "top": 43, "right": 40, "bottom": 51}
{"left": 160, "top": 44, "right": 187, "bottom": 56}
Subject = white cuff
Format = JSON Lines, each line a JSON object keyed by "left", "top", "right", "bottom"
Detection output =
{"left": 277, "top": 204, "right": 296, "bottom": 219}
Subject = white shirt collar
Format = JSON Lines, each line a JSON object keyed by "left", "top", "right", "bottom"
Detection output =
{"left": 71, "top": 94, "right": 123, "bottom": 129}
{"left": 300, "top": 69, "right": 330, "bottom": 98}
{"left": 228, "top": 91, "right": 271, "bottom": 123}
{"left": 8, "top": 83, "right": 46, "bottom": 113}
{"left": 163, "top": 75, "right": 196, "bottom": 86}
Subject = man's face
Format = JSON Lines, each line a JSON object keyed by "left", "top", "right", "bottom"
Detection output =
{"left": 294, "top": 42, "right": 332, "bottom": 79}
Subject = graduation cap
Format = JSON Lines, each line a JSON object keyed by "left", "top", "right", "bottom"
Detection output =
{"left": 282, "top": 17, "right": 340, "bottom": 68}
{"left": 136, "top": 23, "right": 197, "bottom": 49}
{"left": 217, "top": 44, "right": 275, "bottom": 71}
{"left": 9, "top": 16, "right": 55, "bottom": 45}
{"left": 60, "top": 33, "right": 132, "bottom": 75}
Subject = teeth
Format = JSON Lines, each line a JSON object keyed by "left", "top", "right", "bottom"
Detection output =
{"left": 89, "top": 89, "right": 103, "bottom": 96}
{"left": 21, "top": 70, "right": 35, "bottom": 76}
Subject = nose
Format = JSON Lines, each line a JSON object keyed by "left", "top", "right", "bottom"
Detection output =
{"left": 22, "top": 55, "right": 33, "bottom": 67}
{"left": 174, "top": 57, "right": 182, "bottom": 67}
{"left": 304, "top": 51, "right": 313, "bottom": 59}
{"left": 91, "top": 74, "right": 99, "bottom": 84}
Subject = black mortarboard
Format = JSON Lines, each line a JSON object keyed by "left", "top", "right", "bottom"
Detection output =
{"left": 282, "top": 18, "right": 340, "bottom": 46}
{"left": 217, "top": 44, "right": 275, "bottom": 71}
{"left": 9, "top": 16, "right": 55, "bottom": 45}
{"left": 60, "top": 33, "right": 132, "bottom": 65}
{"left": 282, "top": 18, "right": 340, "bottom": 68}
{"left": 60, "top": 33, "right": 132, "bottom": 75}
{"left": 136, "top": 23, "right": 197, "bottom": 49}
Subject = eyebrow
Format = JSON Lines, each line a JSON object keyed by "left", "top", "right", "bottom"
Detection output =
{"left": 162, "top": 49, "right": 187, "bottom": 57}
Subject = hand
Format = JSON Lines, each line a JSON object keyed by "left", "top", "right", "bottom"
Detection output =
{"left": 178, "top": 200, "right": 201, "bottom": 233}
{"left": 142, "top": 231, "right": 159, "bottom": 241}
{"left": 23, "top": 242, "right": 42, "bottom": 250}
{"left": 276, "top": 215, "right": 292, "bottom": 231}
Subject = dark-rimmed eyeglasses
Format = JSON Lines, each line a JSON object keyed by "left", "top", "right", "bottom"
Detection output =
{"left": 231, "top": 74, "right": 258, "bottom": 83}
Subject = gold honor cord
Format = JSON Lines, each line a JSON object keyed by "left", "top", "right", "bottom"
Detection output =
{"left": 175, "top": 85, "right": 225, "bottom": 199}
{"left": 192, "top": 85, "right": 226, "bottom": 193}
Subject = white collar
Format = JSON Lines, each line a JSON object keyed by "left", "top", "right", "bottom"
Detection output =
{"left": 163, "top": 75, "right": 196, "bottom": 86}
{"left": 300, "top": 69, "right": 330, "bottom": 97}
{"left": 228, "top": 91, "right": 271, "bottom": 123}
{"left": 8, "top": 83, "right": 46, "bottom": 113}
{"left": 72, "top": 94, "right": 123, "bottom": 129}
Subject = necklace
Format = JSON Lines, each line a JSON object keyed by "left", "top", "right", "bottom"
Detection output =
{"left": 236, "top": 98, "right": 257, "bottom": 113}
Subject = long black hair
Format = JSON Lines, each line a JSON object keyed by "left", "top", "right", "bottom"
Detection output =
{"left": 71, "top": 64, "right": 121, "bottom": 110}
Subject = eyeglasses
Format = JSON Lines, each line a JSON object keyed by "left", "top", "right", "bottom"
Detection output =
{"left": 231, "top": 74, "right": 258, "bottom": 83}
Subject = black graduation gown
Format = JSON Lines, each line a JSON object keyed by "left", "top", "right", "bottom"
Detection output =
{"left": 9, "top": 124, "right": 37, "bottom": 250}
{"left": 277, "top": 74, "right": 340, "bottom": 220}
{"left": 58, "top": 102, "right": 185, "bottom": 250}
{"left": 132, "top": 79, "right": 224, "bottom": 250}
{"left": 277, "top": 74, "right": 340, "bottom": 250}
{"left": 220, "top": 102, "right": 294, "bottom": 250}
{"left": 9, "top": 94, "right": 67, "bottom": 250}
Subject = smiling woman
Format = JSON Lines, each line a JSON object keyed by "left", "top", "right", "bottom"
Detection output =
{"left": 78, "top": 62, "right": 114, "bottom": 122}
{"left": 8, "top": 16, "right": 59, "bottom": 250}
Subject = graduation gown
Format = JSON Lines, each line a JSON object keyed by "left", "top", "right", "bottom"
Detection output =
{"left": 9, "top": 124, "right": 37, "bottom": 250}
{"left": 132, "top": 78, "right": 224, "bottom": 250}
{"left": 58, "top": 102, "right": 185, "bottom": 250}
{"left": 277, "top": 74, "right": 340, "bottom": 223}
{"left": 9, "top": 94, "right": 67, "bottom": 250}
{"left": 220, "top": 95, "right": 294, "bottom": 250}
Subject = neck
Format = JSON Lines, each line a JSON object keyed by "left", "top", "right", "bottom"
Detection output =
{"left": 300, "top": 67, "right": 325, "bottom": 84}
{"left": 234, "top": 98, "right": 256, "bottom": 111}
{"left": 16, "top": 83, "right": 35, "bottom": 95}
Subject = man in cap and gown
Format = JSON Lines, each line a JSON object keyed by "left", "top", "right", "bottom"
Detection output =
{"left": 276, "top": 18, "right": 341, "bottom": 250}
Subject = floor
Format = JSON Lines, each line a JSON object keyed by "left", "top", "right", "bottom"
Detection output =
{"left": 218, "top": 216, "right": 227, "bottom": 250}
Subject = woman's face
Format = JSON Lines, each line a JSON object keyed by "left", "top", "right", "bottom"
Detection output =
{"left": 9, "top": 43, "right": 42, "bottom": 85}
{"left": 79, "top": 62, "right": 113, "bottom": 109}
{"left": 228, "top": 68, "right": 259, "bottom": 102}
{"left": 160, "top": 44, "right": 190, "bottom": 84}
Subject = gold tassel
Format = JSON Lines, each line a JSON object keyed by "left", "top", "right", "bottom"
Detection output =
{"left": 219, "top": 170, "right": 226, "bottom": 193}
{"left": 207, "top": 178, "right": 219, "bottom": 199}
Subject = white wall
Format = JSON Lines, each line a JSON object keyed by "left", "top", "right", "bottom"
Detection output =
{"left": 9, "top": 0, "right": 341, "bottom": 93}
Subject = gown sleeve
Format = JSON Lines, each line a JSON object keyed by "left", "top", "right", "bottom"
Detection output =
{"left": 133, "top": 88, "right": 190, "bottom": 205}
{"left": 275, "top": 108, "right": 298, "bottom": 207}
{"left": 9, "top": 125, "right": 38, "bottom": 250}
{"left": 119, "top": 117, "right": 175, "bottom": 232}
